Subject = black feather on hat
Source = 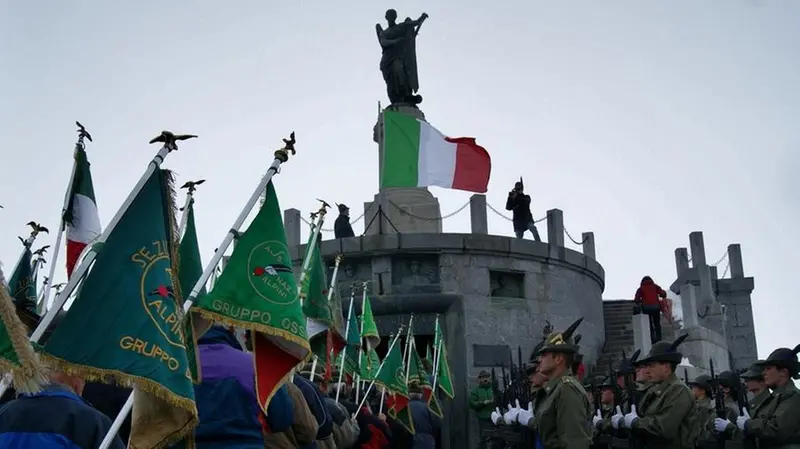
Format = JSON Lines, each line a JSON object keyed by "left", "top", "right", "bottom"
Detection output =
{"left": 637, "top": 334, "right": 688, "bottom": 365}
{"left": 538, "top": 318, "right": 583, "bottom": 355}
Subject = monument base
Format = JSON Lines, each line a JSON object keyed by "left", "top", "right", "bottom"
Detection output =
{"left": 364, "top": 191, "right": 442, "bottom": 235}
{"left": 368, "top": 103, "right": 443, "bottom": 234}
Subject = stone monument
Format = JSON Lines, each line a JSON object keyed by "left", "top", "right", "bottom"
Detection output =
{"left": 365, "top": 9, "right": 442, "bottom": 235}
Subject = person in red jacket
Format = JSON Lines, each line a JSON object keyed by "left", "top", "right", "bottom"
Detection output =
{"left": 634, "top": 276, "right": 667, "bottom": 343}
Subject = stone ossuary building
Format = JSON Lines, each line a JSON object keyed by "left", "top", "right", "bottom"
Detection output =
{"left": 274, "top": 107, "right": 758, "bottom": 449}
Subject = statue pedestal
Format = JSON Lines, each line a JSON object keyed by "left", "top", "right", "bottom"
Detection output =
{"left": 367, "top": 104, "right": 442, "bottom": 235}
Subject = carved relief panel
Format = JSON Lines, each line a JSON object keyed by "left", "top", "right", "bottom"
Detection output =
{"left": 489, "top": 270, "right": 524, "bottom": 299}
{"left": 329, "top": 258, "right": 374, "bottom": 300}
{"left": 391, "top": 255, "right": 440, "bottom": 294}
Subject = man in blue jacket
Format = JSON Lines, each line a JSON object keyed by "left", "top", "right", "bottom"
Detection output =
{"left": 0, "top": 310, "right": 125, "bottom": 449}
{"left": 192, "top": 325, "right": 293, "bottom": 448}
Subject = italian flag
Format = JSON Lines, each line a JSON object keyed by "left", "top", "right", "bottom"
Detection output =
{"left": 381, "top": 110, "right": 491, "bottom": 193}
{"left": 63, "top": 147, "right": 101, "bottom": 277}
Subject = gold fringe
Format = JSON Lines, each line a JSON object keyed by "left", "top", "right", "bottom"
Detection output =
{"left": 39, "top": 352, "right": 198, "bottom": 448}
{"left": 0, "top": 265, "right": 46, "bottom": 392}
{"left": 194, "top": 309, "right": 311, "bottom": 356}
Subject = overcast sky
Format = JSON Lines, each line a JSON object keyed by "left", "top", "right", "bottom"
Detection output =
{"left": 2, "top": 1, "right": 798, "bottom": 359}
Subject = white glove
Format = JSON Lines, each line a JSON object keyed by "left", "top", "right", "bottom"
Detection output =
{"left": 593, "top": 409, "right": 603, "bottom": 428}
{"left": 491, "top": 407, "right": 502, "bottom": 425}
{"left": 516, "top": 401, "right": 535, "bottom": 426}
{"left": 623, "top": 404, "right": 639, "bottom": 428}
{"left": 737, "top": 408, "right": 751, "bottom": 430}
{"left": 503, "top": 402, "right": 519, "bottom": 425}
{"left": 713, "top": 417, "right": 732, "bottom": 433}
{"left": 610, "top": 405, "right": 624, "bottom": 429}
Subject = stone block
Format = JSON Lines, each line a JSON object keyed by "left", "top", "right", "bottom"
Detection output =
{"left": 509, "top": 238, "right": 548, "bottom": 259}
{"left": 546, "top": 209, "right": 565, "bottom": 247}
{"left": 675, "top": 247, "right": 690, "bottom": 278}
{"left": 582, "top": 232, "right": 596, "bottom": 260}
{"left": 361, "top": 233, "right": 400, "bottom": 252}
{"left": 563, "top": 249, "right": 588, "bottom": 270}
{"left": 548, "top": 243, "right": 566, "bottom": 261}
{"left": 463, "top": 235, "right": 510, "bottom": 253}
{"left": 632, "top": 313, "right": 652, "bottom": 354}
{"left": 728, "top": 244, "right": 744, "bottom": 279}
{"left": 469, "top": 195, "right": 488, "bottom": 235}
{"left": 283, "top": 208, "right": 301, "bottom": 248}
{"left": 689, "top": 231, "right": 707, "bottom": 267}
{"left": 680, "top": 325, "right": 730, "bottom": 373}
{"left": 319, "top": 238, "right": 340, "bottom": 256}
{"left": 400, "top": 233, "right": 463, "bottom": 251}
{"left": 339, "top": 236, "right": 362, "bottom": 254}
{"left": 714, "top": 278, "right": 755, "bottom": 294}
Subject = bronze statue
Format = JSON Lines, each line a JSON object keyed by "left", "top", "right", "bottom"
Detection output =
{"left": 376, "top": 9, "right": 428, "bottom": 106}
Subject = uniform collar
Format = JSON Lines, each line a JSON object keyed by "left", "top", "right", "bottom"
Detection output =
{"left": 772, "top": 381, "right": 799, "bottom": 395}
{"left": 542, "top": 369, "right": 571, "bottom": 394}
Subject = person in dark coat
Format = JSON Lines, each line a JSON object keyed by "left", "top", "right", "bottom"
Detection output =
{"left": 633, "top": 276, "right": 668, "bottom": 343}
{"left": 0, "top": 311, "right": 125, "bottom": 449}
{"left": 81, "top": 378, "right": 133, "bottom": 444}
{"left": 505, "top": 180, "right": 541, "bottom": 241}
{"left": 408, "top": 383, "right": 441, "bottom": 449}
{"left": 334, "top": 204, "right": 356, "bottom": 239}
{"left": 293, "top": 375, "right": 334, "bottom": 449}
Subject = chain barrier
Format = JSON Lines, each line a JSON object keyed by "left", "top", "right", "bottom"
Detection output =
{"left": 564, "top": 227, "right": 590, "bottom": 246}
{"left": 486, "top": 203, "right": 547, "bottom": 224}
{"left": 386, "top": 199, "right": 470, "bottom": 221}
{"left": 710, "top": 250, "right": 728, "bottom": 267}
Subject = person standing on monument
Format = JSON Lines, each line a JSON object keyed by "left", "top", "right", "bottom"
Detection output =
{"left": 633, "top": 275, "right": 668, "bottom": 343}
{"left": 505, "top": 180, "right": 541, "bottom": 242}
{"left": 334, "top": 204, "right": 355, "bottom": 239}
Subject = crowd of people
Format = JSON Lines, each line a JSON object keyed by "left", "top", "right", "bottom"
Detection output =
{"left": 0, "top": 319, "right": 444, "bottom": 449}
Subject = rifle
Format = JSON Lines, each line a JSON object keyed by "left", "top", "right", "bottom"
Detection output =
{"left": 684, "top": 368, "right": 689, "bottom": 384}
{"left": 708, "top": 359, "right": 730, "bottom": 449}
{"left": 709, "top": 359, "right": 727, "bottom": 419}
{"left": 591, "top": 376, "right": 601, "bottom": 414}
{"left": 491, "top": 367, "right": 503, "bottom": 409}
{"left": 609, "top": 362, "right": 621, "bottom": 410}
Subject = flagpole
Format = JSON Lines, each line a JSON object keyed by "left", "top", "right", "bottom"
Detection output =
{"left": 98, "top": 133, "right": 296, "bottom": 449}
{"left": 29, "top": 131, "right": 191, "bottom": 345}
{"left": 40, "top": 123, "right": 89, "bottom": 316}
{"left": 181, "top": 133, "right": 296, "bottom": 313}
{"left": 335, "top": 287, "right": 357, "bottom": 403}
{"left": 403, "top": 314, "right": 415, "bottom": 382}
{"left": 0, "top": 131, "right": 191, "bottom": 403}
{"left": 354, "top": 281, "right": 369, "bottom": 404}
{"left": 308, "top": 253, "right": 342, "bottom": 383}
{"left": 379, "top": 387, "right": 386, "bottom": 415}
{"left": 353, "top": 328, "right": 404, "bottom": 418}
{"left": 432, "top": 315, "right": 442, "bottom": 391}
{"left": 298, "top": 201, "right": 330, "bottom": 307}
{"left": 177, "top": 179, "right": 205, "bottom": 238}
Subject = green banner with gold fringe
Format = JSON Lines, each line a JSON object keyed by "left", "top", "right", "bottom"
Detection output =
{"left": 194, "top": 180, "right": 309, "bottom": 420}
{"left": 42, "top": 169, "right": 198, "bottom": 449}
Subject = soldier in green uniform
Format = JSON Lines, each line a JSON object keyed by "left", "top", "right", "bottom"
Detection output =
{"left": 740, "top": 363, "right": 771, "bottom": 420}
{"left": 517, "top": 318, "right": 592, "bottom": 449}
{"left": 711, "top": 371, "right": 745, "bottom": 441}
{"left": 690, "top": 374, "right": 719, "bottom": 448}
{"left": 611, "top": 335, "right": 697, "bottom": 449}
{"left": 732, "top": 345, "right": 800, "bottom": 447}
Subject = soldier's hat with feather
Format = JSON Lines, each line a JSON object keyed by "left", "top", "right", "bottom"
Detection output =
{"left": 637, "top": 334, "right": 689, "bottom": 365}
{"left": 538, "top": 318, "right": 583, "bottom": 355}
{"left": 755, "top": 344, "right": 800, "bottom": 378}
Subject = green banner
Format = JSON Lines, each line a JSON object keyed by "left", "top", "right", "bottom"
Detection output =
{"left": 178, "top": 199, "right": 204, "bottom": 384}
{"left": 0, "top": 265, "right": 45, "bottom": 391}
{"left": 43, "top": 169, "right": 197, "bottom": 448}
{"left": 195, "top": 181, "right": 309, "bottom": 414}
{"left": 8, "top": 248, "right": 36, "bottom": 314}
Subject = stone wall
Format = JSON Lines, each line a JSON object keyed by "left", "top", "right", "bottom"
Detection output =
{"left": 290, "top": 232, "right": 605, "bottom": 449}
